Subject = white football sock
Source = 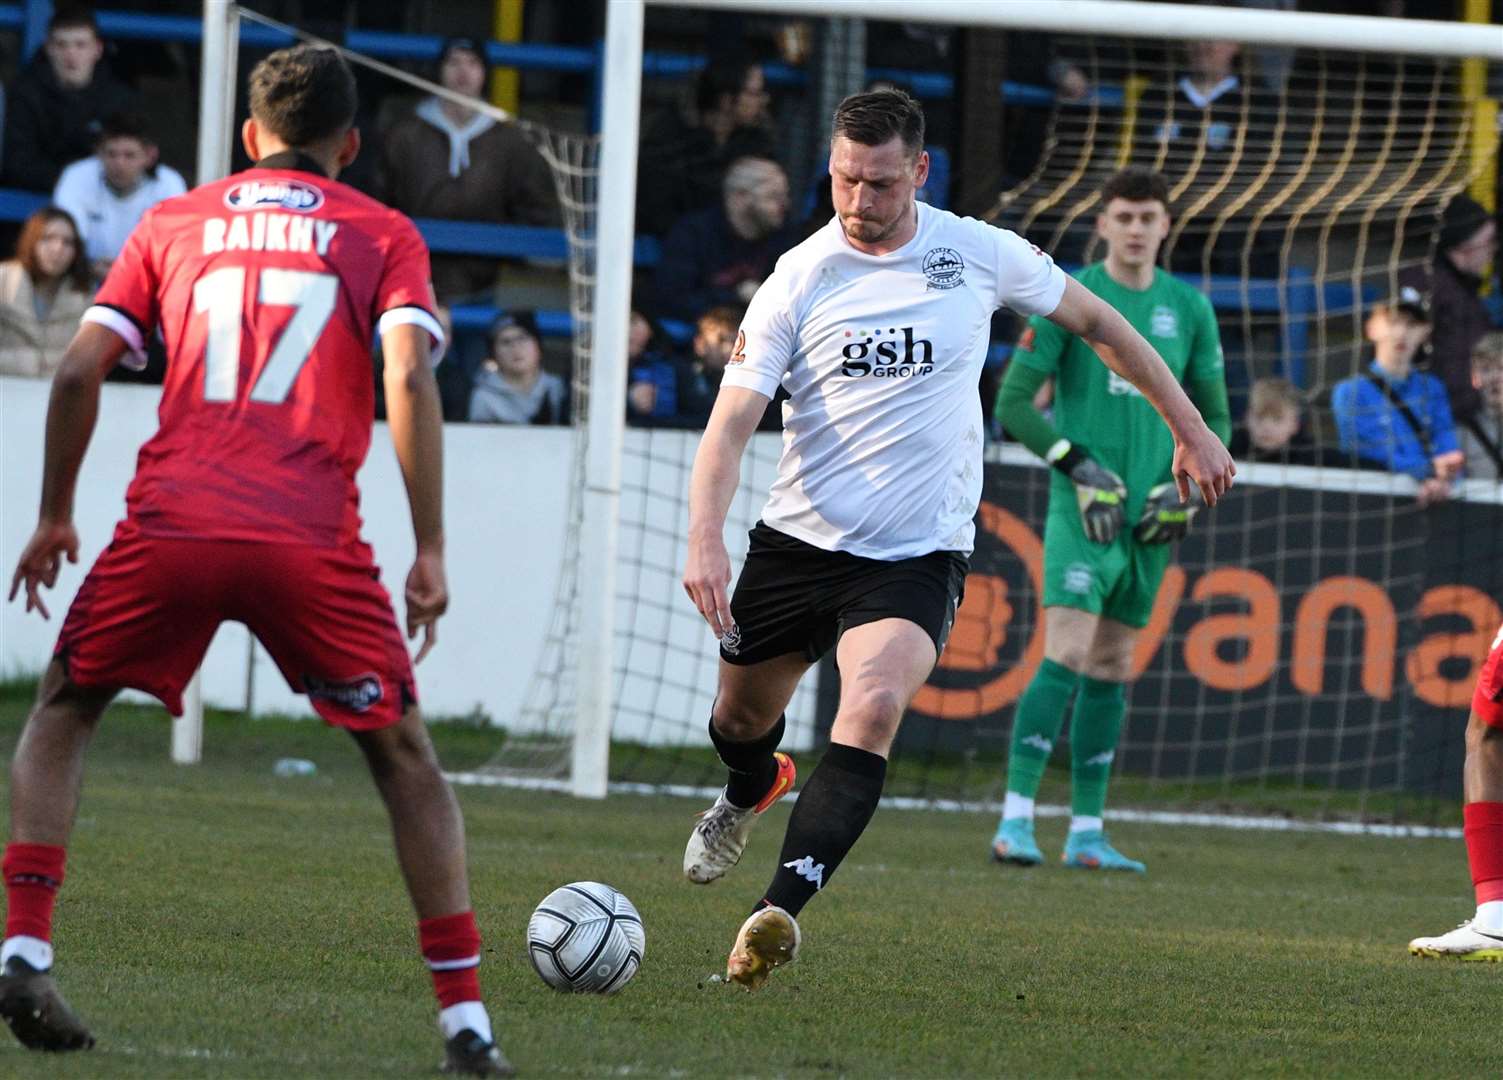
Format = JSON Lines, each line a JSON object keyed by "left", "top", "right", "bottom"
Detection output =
{"left": 1069, "top": 815, "right": 1103, "bottom": 834}
{"left": 1475, "top": 900, "right": 1503, "bottom": 933}
{"left": 0, "top": 935, "right": 53, "bottom": 971}
{"left": 1002, "top": 792, "right": 1034, "bottom": 821}
{"left": 439, "top": 1001, "right": 492, "bottom": 1043}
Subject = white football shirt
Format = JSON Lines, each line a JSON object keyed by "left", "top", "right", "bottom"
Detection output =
{"left": 53, "top": 158, "right": 189, "bottom": 264}
{"left": 723, "top": 201, "right": 1067, "bottom": 559}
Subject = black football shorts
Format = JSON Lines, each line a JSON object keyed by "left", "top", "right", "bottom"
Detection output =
{"left": 720, "top": 521, "right": 968, "bottom": 667}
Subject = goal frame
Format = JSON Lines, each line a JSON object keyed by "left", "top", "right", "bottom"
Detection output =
{"left": 581, "top": 0, "right": 1502, "bottom": 798}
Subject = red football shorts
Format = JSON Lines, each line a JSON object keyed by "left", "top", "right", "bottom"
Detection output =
{"left": 1477, "top": 623, "right": 1503, "bottom": 729}
{"left": 56, "top": 523, "right": 416, "bottom": 730}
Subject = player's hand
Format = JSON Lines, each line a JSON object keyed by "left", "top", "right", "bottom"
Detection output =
{"left": 7, "top": 518, "right": 79, "bottom": 620}
{"left": 683, "top": 530, "right": 734, "bottom": 639}
{"left": 1133, "top": 482, "right": 1206, "bottom": 544}
{"left": 404, "top": 548, "right": 448, "bottom": 665}
{"left": 1171, "top": 421, "right": 1235, "bottom": 507}
{"left": 1067, "top": 457, "right": 1128, "bottom": 545}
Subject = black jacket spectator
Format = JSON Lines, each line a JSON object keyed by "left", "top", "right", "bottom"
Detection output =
{"left": 652, "top": 158, "right": 796, "bottom": 323}
{"left": 3, "top": 44, "right": 137, "bottom": 193}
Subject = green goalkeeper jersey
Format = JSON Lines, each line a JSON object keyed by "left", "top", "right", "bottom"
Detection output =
{"left": 1006, "top": 263, "right": 1228, "bottom": 518}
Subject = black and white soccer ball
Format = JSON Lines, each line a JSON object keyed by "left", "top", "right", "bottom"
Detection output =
{"left": 526, "top": 881, "right": 645, "bottom": 993}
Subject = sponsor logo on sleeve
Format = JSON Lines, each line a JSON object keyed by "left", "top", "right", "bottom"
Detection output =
{"left": 224, "top": 178, "right": 325, "bottom": 213}
{"left": 728, "top": 329, "right": 746, "bottom": 366}
{"left": 1018, "top": 325, "right": 1037, "bottom": 352}
{"left": 922, "top": 246, "right": 965, "bottom": 290}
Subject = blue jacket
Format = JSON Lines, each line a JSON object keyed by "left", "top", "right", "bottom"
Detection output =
{"left": 1331, "top": 361, "right": 1460, "bottom": 479}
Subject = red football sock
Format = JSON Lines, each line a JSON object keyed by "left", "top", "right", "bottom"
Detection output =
{"left": 3, "top": 843, "right": 67, "bottom": 942}
{"left": 419, "top": 910, "right": 482, "bottom": 1008}
{"left": 1464, "top": 802, "right": 1503, "bottom": 906}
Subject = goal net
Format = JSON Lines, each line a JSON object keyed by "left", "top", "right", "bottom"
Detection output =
{"left": 211, "top": 3, "right": 1500, "bottom": 830}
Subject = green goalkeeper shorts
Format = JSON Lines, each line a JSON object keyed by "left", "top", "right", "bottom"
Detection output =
{"left": 1040, "top": 501, "right": 1173, "bottom": 629}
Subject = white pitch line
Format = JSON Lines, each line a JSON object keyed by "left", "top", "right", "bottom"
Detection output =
{"left": 442, "top": 771, "right": 1461, "bottom": 839}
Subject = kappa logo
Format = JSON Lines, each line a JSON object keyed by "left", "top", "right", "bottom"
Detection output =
{"left": 224, "top": 178, "right": 325, "bottom": 213}
{"left": 1021, "top": 734, "right": 1053, "bottom": 754}
{"left": 304, "top": 673, "right": 383, "bottom": 712}
{"left": 720, "top": 622, "right": 743, "bottom": 656}
{"left": 783, "top": 855, "right": 826, "bottom": 889}
{"left": 728, "top": 329, "right": 747, "bottom": 366}
{"left": 922, "top": 246, "right": 965, "bottom": 290}
{"left": 1084, "top": 750, "right": 1115, "bottom": 767}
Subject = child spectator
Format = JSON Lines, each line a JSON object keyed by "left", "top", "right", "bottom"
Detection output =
{"left": 53, "top": 112, "right": 186, "bottom": 279}
{"left": 1229, "top": 376, "right": 1327, "bottom": 465}
{"left": 0, "top": 207, "right": 93, "bottom": 378}
{"left": 1332, "top": 288, "right": 1463, "bottom": 503}
{"left": 468, "top": 310, "right": 568, "bottom": 425}
{"left": 3, "top": 8, "right": 138, "bottom": 192}
{"left": 626, "top": 308, "right": 684, "bottom": 423}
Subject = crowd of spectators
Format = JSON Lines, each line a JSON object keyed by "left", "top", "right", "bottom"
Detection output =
{"left": 0, "top": 5, "right": 1499, "bottom": 479}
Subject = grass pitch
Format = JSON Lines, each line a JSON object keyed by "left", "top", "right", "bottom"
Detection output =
{"left": 0, "top": 682, "right": 1491, "bottom": 1079}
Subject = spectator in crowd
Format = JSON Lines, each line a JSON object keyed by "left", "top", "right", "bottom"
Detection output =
{"left": 675, "top": 305, "right": 739, "bottom": 424}
{"left": 378, "top": 37, "right": 559, "bottom": 301}
{"left": 653, "top": 156, "right": 795, "bottom": 323}
{"left": 52, "top": 112, "right": 186, "bottom": 279}
{"left": 636, "top": 58, "right": 777, "bottom": 236}
{"left": 1332, "top": 288, "right": 1463, "bottom": 503}
{"left": 0, "top": 207, "right": 92, "bottom": 378}
{"left": 3, "top": 8, "right": 138, "bottom": 193}
{"left": 1460, "top": 332, "right": 1503, "bottom": 481}
{"left": 626, "top": 308, "right": 684, "bottom": 423}
{"left": 1400, "top": 194, "right": 1498, "bottom": 424}
{"left": 1142, "top": 39, "right": 1249, "bottom": 156}
{"left": 1229, "top": 376, "right": 1328, "bottom": 465}
{"left": 468, "top": 310, "right": 568, "bottom": 424}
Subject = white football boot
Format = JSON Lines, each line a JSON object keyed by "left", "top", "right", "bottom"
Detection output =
{"left": 683, "top": 752, "right": 795, "bottom": 884}
{"left": 1408, "top": 919, "right": 1503, "bottom": 961}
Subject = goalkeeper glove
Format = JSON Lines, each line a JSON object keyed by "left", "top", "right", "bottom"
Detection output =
{"left": 1047, "top": 440, "right": 1126, "bottom": 545}
{"left": 1132, "top": 482, "right": 1206, "bottom": 544}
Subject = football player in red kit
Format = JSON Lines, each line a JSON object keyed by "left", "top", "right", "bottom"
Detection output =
{"left": 3, "top": 46, "right": 510, "bottom": 1074}
{"left": 1409, "top": 623, "right": 1503, "bottom": 962}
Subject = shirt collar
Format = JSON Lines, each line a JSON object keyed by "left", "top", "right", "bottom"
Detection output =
{"left": 1178, "top": 75, "right": 1240, "bottom": 109}
{"left": 252, "top": 151, "right": 329, "bottom": 178}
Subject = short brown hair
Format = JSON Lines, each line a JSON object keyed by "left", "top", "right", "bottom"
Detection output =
{"left": 15, "top": 208, "right": 91, "bottom": 292}
{"left": 1100, "top": 167, "right": 1170, "bottom": 209}
{"left": 48, "top": 6, "right": 99, "bottom": 38}
{"left": 1473, "top": 332, "right": 1503, "bottom": 373}
{"left": 248, "top": 45, "right": 357, "bottom": 148}
{"left": 831, "top": 89, "right": 925, "bottom": 156}
{"left": 1248, "top": 376, "right": 1302, "bottom": 418}
{"left": 697, "top": 305, "right": 741, "bottom": 335}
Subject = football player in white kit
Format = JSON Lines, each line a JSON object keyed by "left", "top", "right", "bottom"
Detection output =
{"left": 680, "top": 89, "right": 1235, "bottom": 989}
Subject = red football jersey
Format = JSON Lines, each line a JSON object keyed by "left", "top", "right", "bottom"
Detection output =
{"left": 86, "top": 158, "right": 439, "bottom": 547}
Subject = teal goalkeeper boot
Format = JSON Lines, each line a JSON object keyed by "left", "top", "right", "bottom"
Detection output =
{"left": 990, "top": 818, "right": 1043, "bottom": 866}
{"left": 1061, "top": 830, "right": 1146, "bottom": 873}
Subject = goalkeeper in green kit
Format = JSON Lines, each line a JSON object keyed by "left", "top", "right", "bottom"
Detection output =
{"left": 990, "top": 168, "right": 1231, "bottom": 873}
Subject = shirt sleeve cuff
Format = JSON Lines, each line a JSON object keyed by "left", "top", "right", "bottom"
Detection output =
{"left": 378, "top": 306, "right": 446, "bottom": 366}
{"left": 718, "top": 367, "right": 779, "bottom": 400}
{"left": 81, "top": 305, "right": 148, "bottom": 370}
{"left": 1036, "top": 265, "right": 1069, "bottom": 318}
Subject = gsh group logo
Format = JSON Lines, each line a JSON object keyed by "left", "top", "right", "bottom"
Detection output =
{"left": 840, "top": 326, "right": 934, "bottom": 378}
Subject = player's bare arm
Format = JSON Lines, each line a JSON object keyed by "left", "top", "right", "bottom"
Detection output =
{"left": 7, "top": 323, "right": 127, "bottom": 619}
{"left": 1047, "top": 277, "right": 1235, "bottom": 505}
{"left": 381, "top": 321, "right": 447, "bottom": 664}
{"left": 683, "top": 386, "right": 768, "bottom": 638}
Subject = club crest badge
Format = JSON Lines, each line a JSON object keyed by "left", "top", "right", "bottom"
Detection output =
{"left": 922, "top": 247, "right": 965, "bottom": 290}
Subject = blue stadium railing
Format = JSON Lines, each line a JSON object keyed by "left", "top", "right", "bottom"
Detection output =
{"left": 0, "top": 4, "right": 1348, "bottom": 381}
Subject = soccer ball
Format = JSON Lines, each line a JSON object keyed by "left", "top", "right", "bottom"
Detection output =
{"left": 526, "top": 881, "right": 645, "bottom": 993}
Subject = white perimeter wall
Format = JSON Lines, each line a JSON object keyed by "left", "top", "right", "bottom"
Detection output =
{"left": 0, "top": 377, "right": 816, "bottom": 748}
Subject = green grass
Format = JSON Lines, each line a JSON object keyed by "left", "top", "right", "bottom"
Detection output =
{"left": 0, "top": 683, "right": 1491, "bottom": 1078}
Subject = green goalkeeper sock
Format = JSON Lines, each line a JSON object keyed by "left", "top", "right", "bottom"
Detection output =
{"left": 1005, "top": 658, "right": 1079, "bottom": 802}
{"left": 1070, "top": 675, "right": 1127, "bottom": 821}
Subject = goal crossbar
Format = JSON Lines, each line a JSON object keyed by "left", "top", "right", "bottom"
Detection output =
{"left": 653, "top": 0, "right": 1503, "bottom": 60}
